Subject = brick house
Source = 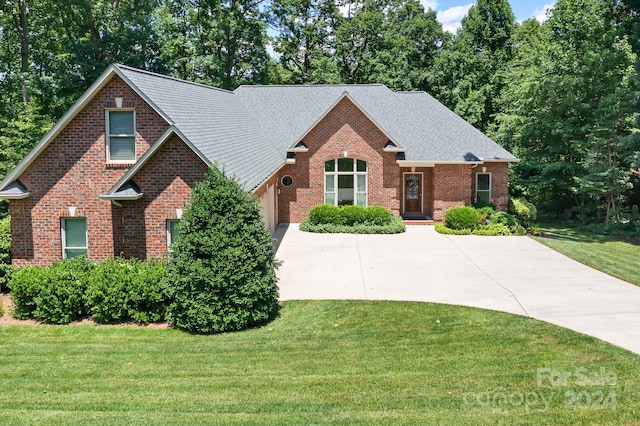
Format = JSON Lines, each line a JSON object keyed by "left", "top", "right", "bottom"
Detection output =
{"left": 0, "top": 65, "right": 517, "bottom": 266}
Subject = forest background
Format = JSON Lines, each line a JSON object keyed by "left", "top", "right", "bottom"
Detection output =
{"left": 1, "top": 0, "right": 639, "bottom": 233}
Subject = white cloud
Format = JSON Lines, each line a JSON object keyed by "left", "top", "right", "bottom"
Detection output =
{"left": 437, "top": 3, "right": 474, "bottom": 34}
{"left": 420, "top": 0, "right": 439, "bottom": 11}
{"left": 533, "top": 2, "right": 556, "bottom": 23}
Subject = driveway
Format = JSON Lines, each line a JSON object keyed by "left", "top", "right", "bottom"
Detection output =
{"left": 274, "top": 224, "right": 640, "bottom": 355}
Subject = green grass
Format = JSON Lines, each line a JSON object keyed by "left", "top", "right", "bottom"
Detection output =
{"left": 531, "top": 224, "right": 640, "bottom": 286}
{"left": 1, "top": 300, "right": 639, "bottom": 425}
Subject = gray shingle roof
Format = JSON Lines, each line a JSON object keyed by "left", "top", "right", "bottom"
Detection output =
{"left": 0, "top": 64, "right": 517, "bottom": 196}
{"left": 117, "top": 65, "right": 284, "bottom": 191}
{"left": 117, "top": 66, "right": 516, "bottom": 190}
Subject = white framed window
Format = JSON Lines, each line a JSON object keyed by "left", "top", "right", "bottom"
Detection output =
{"left": 61, "top": 218, "right": 88, "bottom": 259}
{"left": 106, "top": 110, "right": 136, "bottom": 162}
{"left": 324, "top": 158, "right": 367, "bottom": 206}
{"left": 167, "top": 219, "right": 180, "bottom": 251}
{"left": 476, "top": 173, "right": 491, "bottom": 204}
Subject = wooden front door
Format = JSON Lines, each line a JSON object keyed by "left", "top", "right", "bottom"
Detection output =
{"left": 404, "top": 173, "right": 422, "bottom": 214}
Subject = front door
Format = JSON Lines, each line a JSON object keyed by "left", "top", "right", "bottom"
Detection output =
{"left": 404, "top": 173, "right": 422, "bottom": 214}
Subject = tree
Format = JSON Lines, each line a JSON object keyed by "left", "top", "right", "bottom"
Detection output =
{"left": 267, "top": 0, "right": 342, "bottom": 84}
{"left": 428, "top": 0, "right": 516, "bottom": 132}
{"left": 335, "top": 0, "right": 443, "bottom": 89}
{"left": 158, "top": 0, "right": 270, "bottom": 89}
{"left": 495, "top": 0, "right": 640, "bottom": 223}
{"left": 165, "top": 166, "right": 280, "bottom": 334}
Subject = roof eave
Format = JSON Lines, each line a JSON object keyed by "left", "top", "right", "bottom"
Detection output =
{"left": 99, "top": 193, "right": 143, "bottom": 201}
{"left": 0, "top": 192, "right": 30, "bottom": 200}
{"left": 0, "top": 65, "right": 122, "bottom": 192}
{"left": 103, "top": 126, "right": 211, "bottom": 197}
{"left": 289, "top": 91, "right": 405, "bottom": 151}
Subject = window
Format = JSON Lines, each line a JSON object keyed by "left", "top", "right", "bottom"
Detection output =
{"left": 107, "top": 110, "right": 135, "bottom": 162}
{"left": 324, "top": 158, "right": 367, "bottom": 206}
{"left": 476, "top": 173, "right": 491, "bottom": 204}
{"left": 167, "top": 219, "right": 180, "bottom": 251}
{"left": 61, "top": 218, "right": 87, "bottom": 259}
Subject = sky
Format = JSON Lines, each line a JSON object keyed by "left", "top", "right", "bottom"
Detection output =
{"left": 425, "top": 1, "right": 557, "bottom": 33}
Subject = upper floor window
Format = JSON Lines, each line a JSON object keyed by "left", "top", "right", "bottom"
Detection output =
{"left": 61, "top": 218, "right": 88, "bottom": 259}
{"left": 324, "top": 158, "right": 367, "bottom": 207}
{"left": 107, "top": 110, "right": 135, "bottom": 162}
{"left": 476, "top": 173, "right": 491, "bottom": 204}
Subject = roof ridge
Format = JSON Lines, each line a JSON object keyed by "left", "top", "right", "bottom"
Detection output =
{"left": 115, "top": 64, "right": 234, "bottom": 94}
{"left": 235, "top": 83, "right": 388, "bottom": 89}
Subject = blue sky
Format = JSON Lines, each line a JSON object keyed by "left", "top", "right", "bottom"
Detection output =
{"left": 425, "top": 1, "right": 557, "bottom": 33}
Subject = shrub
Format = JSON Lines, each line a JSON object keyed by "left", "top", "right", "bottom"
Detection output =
{"left": 434, "top": 223, "right": 472, "bottom": 235}
{"left": 300, "top": 216, "right": 406, "bottom": 234}
{"left": 509, "top": 198, "right": 537, "bottom": 228}
{"left": 309, "top": 204, "right": 342, "bottom": 225}
{"left": 86, "top": 258, "right": 168, "bottom": 324}
{"left": 165, "top": 167, "right": 280, "bottom": 334}
{"left": 364, "top": 206, "right": 393, "bottom": 225}
{"left": 9, "top": 257, "right": 94, "bottom": 324}
{"left": 0, "top": 216, "right": 11, "bottom": 292}
{"left": 472, "top": 223, "right": 512, "bottom": 236}
{"left": 445, "top": 206, "right": 479, "bottom": 230}
{"left": 340, "top": 205, "right": 367, "bottom": 226}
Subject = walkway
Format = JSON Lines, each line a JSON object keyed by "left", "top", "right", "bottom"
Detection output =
{"left": 274, "top": 224, "right": 640, "bottom": 355}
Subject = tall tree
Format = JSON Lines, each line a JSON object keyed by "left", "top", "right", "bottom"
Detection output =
{"left": 158, "top": 0, "right": 269, "bottom": 89}
{"left": 495, "top": 0, "right": 640, "bottom": 223}
{"left": 428, "top": 0, "right": 516, "bottom": 132}
{"left": 335, "top": 0, "right": 443, "bottom": 90}
{"left": 267, "top": 0, "right": 342, "bottom": 84}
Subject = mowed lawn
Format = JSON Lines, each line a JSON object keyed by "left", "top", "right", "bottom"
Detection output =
{"left": 532, "top": 224, "right": 640, "bottom": 286}
{"left": 1, "top": 300, "right": 639, "bottom": 425}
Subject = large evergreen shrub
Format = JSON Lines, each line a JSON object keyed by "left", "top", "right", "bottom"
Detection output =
{"left": 165, "top": 167, "right": 280, "bottom": 334}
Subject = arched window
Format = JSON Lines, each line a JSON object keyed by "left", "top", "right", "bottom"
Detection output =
{"left": 324, "top": 158, "right": 367, "bottom": 206}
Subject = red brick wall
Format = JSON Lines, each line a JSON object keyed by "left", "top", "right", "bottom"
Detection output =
{"left": 113, "top": 134, "right": 209, "bottom": 259}
{"left": 10, "top": 75, "right": 170, "bottom": 266}
{"left": 276, "top": 97, "right": 400, "bottom": 222}
{"left": 432, "top": 164, "right": 473, "bottom": 221}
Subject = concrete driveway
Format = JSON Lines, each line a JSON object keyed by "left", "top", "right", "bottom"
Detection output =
{"left": 274, "top": 224, "right": 640, "bottom": 355}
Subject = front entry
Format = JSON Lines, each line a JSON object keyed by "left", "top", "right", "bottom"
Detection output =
{"left": 404, "top": 173, "right": 423, "bottom": 214}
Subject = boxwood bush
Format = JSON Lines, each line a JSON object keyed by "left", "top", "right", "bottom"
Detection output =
{"left": 309, "top": 204, "right": 343, "bottom": 225}
{"left": 9, "top": 257, "right": 95, "bottom": 324}
{"left": 302, "top": 204, "right": 401, "bottom": 233}
{"left": 444, "top": 206, "right": 480, "bottom": 230}
{"left": 86, "top": 257, "right": 168, "bottom": 324}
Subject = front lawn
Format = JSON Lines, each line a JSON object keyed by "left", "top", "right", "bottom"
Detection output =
{"left": 532, "top": 224, "right": 640, "bottom": 286}
{"left": 0, "top": 300, "right": 638, "bottom": 424}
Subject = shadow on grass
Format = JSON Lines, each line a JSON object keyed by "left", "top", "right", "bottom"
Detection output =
{"left": 539, "top": 223, "right": 640, "bottom": 246}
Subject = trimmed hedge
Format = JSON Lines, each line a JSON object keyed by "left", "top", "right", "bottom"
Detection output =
{"left": 434, "top": 223, "right": 471, "bottom": 235}
{"left": 445, "top": 206, "right": 479, "bottom": 230}
{"left": 300, "top": 215, "right": 406, "bottom": 234}
{"left": 85, "top": 257, "right": 168, "bottom": 324}
{"left": 306, "top": 204, "right": 394, "bottom": 228}
{"left": 10, "top": 257, "right": 94, "bottom": 324}
{"left": 9, "top": 257, "right": 168, "bottom": 324}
